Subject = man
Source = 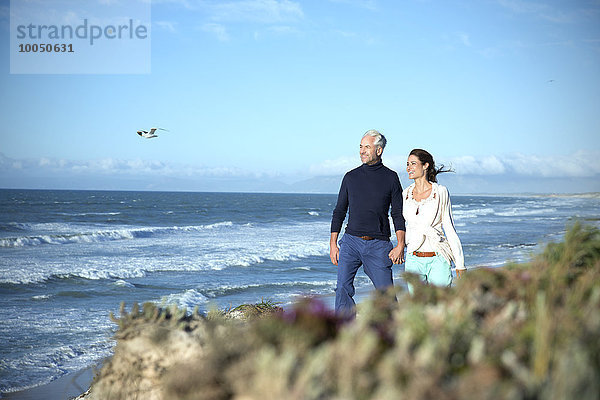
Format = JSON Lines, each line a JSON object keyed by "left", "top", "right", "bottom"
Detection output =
{"left": 330, "top": 129, "right": 406, "bottom": 316}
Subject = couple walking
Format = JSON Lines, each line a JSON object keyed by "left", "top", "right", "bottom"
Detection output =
{"left": 330, "top": 129, "right": 466, "bottom": 316}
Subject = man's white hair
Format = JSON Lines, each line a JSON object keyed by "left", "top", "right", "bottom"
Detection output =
{"left": 362, "top": 129, "right": 387, "bottom": 150}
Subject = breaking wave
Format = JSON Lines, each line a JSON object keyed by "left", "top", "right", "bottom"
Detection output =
{"left": 0, "top": 222, "right": 234, "bottom": 248}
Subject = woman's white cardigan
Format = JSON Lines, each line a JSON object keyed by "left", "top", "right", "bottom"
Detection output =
{"left": 402, "top": 182, "right": 466, "bottom": 270}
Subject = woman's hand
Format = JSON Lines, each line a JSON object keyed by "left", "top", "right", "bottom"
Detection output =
{"left": 389, "top": 245, "right": 405, "bottom": 264}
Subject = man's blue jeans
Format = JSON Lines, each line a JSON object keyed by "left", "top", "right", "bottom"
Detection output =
{"left": 335, "top": 234, "right": 394, "bottom": 316}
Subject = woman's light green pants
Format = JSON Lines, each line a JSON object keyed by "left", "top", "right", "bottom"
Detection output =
{"left": 404, "top": 253, "right": 453, "bottom": 293}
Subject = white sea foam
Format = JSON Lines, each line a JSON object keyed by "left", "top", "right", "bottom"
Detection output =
{"left": 474, "top": 260, "right": 507, "bottom": 268}
{"left": 308, "top": 211, "right": 319, "bottom": 216}
{"left": 58, "top": 212, "right": 121, "bottom": 216}
{"left": 159, "top": 289, "right": 209, "bottom": 309}
{"left": 57, "top": 266, "right": 148, "bottom": 282}
{"left": 10, "top": 222, "right": 77, "bottom": 232}
{"left": 497, "top": 243, "right": 538, "bottom": 249}
{"left": 0, "top": 221, "right": 235, "bottom": 248}
{"left": 31, "top": 294, "right": 51, "bottom": 300}
{"left": 201, "top": 279, "right": 337, "bottom": 298}
{"left": 114, "top": 279, "right": 135, "bottom": 288}
{"left": 203, "top": 221, "right": 233, "bottom": 229}
{"left": 0, "top": 220, "right": 330, "bottom": 284}
{"left": 495, "top": 207, "right": 557, "bottom": 217}
{"left": 452, "top": 208, "right": 495, "bottom": 219}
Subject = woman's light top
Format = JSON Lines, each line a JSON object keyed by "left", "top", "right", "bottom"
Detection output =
{"left": 402, "top": 182, "right": 465, "bottom": 270}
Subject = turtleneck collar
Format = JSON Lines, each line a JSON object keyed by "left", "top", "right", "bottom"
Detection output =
{"left": 362, "top": 160, "right": 384, "bottom": 170}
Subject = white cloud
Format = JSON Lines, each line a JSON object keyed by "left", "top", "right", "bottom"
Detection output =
{"left": 210, "top": 0, "right": 303, "bottom": 23}
{"left": 448, "top": 155, "right": 506, "bottom": 175}
{"left": 202, "top": 23, "right": 229, "bottom": 41}
{"left": 333, "top": 30, "right": 358, "bottom": 38}
{"left": 2, "top": 151, "right": 599, "bottom": 193}
{"left": 501, "top": 153, "right": 592, "bottom": 178}
{"left": 445, "top": 151, "right": 600, "bottom": 178}
{"left": 440, "top": 32, "right": 473, "bottom": 53}
{"left": 479, "top": 46, "right": 503, "bottom": 59}
{"left": 0, "top": 153, "right": 256, "bottom": 179}
{"left": 38, "top": 158, "right": 52, "bottom": 167}
{"left": 458, "top": 32, "right": 471, "bottom": 47}
{"left": 309, "top": 156, "right": 359, "bottom": 176}
{"left": 151, "top": 0, "right": 305, "bottom": 41}
{"left": 150, "top": 0, "right": 197, "bottom": 10}
{"left": 155, "top": 20, "right": 177, "bottom": 32}
{"left": 309, "top": 151, "right": 600, "bottom": 179}
{"left": 266, "top": 25, "right": 301, "bottom": 35}
{"left": 495, "top": 0, "right": 590, "bottom": 24}
{"left": 497, "top": 0, "right": 548, "bottom": 15}
{"left": 481, "top": 156, "right": 506, "bottom": 174}
{"left": 328, "top": 0, "right": 378, "bottom": 11}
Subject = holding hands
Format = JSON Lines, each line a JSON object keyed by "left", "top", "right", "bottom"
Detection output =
{"left": 390, "top": 231, "right": 406, "bottom": 264}
{"left": 389, "top": 244, "right": 405, "bottom": 264}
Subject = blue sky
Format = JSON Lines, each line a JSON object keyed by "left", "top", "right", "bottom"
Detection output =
{"left": 1, "top": 0, "right": 599, "bottom": 193}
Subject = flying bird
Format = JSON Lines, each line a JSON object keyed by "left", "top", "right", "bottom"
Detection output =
{"left": 137, "top": 128, "right": 169, "bottom": 138}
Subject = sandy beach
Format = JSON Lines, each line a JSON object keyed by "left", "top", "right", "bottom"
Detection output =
{"left": 1, "top": 363, "right": 98, "bottom": 400}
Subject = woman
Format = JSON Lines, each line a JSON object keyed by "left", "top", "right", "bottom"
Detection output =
{"left": 401, "top": 149, "right": 465, "bottom": 289}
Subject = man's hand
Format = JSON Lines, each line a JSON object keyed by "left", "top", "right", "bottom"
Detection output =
{"left": 389, "top": 245, "right": 404, "bottom": 264}
{"left": 330, "top": 244, "right": 339, "bottom": 265}
{"left": 456, "top": 269, "right": 466, "bottom": 278}
{"left": 389, "top": 230, "right": 406, "bottom": 264}
{"left": 330, "top": 232, "right": 340, "bottom": 265}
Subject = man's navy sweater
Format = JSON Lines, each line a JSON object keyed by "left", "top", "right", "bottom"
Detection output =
{"left": 331, "top": 161, "right": 405, "bottom": 240}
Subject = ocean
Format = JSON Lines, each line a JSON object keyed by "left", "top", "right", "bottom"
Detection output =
{"left": 1, "top": 189, "right": 599, "bottom": 394}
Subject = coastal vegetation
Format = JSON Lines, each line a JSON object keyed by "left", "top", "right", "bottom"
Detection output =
{"left": 87, "top": 222, "right": 600, "bottom": 399}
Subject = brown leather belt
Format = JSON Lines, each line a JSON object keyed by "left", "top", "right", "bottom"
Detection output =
{"left": 358, "top": 236, "right": 375, "bottom": 241}
{"left": 412, "top": 251, "right": 436, "bottom": 257}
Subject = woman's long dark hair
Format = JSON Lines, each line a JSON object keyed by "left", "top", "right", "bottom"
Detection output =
{"left": 409, "top": 149, "right": 453, "bottom": 183}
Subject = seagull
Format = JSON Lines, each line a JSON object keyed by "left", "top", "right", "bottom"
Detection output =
{"left": 137, "top": 128, "right": 169, "bottom": 139}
